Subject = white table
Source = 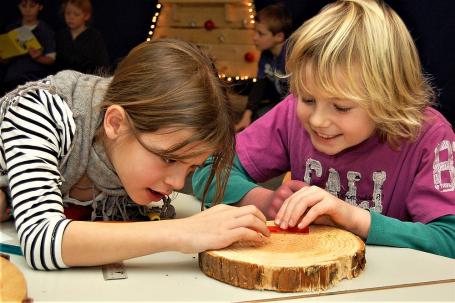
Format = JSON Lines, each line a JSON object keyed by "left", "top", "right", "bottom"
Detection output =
{"left": 1, "top": 193, "right": 454, "bottom": 302}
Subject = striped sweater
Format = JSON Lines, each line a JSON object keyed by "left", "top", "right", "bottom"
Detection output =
{"left": 0, "top": 88, "right": 76, "bottom": 270}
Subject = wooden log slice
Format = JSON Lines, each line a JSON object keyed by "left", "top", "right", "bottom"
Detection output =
{"left": 0, "top": 256, "right": 27, "bottom": 302}
{"left": 199, "top": 225, "right": 366, "bottom": 292}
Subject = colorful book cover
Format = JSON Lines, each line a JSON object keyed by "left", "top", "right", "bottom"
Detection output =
{"left": 0, "top": 26, "right": 42, "bottom": 59}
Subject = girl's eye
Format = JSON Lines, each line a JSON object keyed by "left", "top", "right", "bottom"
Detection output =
{"left": 334, "top": 105, "right": 352, "bottom": 112}
{"left": 161, "top": 157, "right": 176, "bottom": 164}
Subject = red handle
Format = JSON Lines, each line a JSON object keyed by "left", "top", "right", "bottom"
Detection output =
{"left": 267, "top": 225, "right": 309, "bottom": 234}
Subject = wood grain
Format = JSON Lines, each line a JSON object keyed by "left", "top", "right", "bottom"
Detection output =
{"left": 0, "top": 257, "right": 27, "bottom": 302}
{"left": 199, "top": 225, "right": 366, "bottom": 292}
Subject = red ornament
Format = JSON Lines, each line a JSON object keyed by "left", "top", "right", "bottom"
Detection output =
{"left": 244, "top": 52, "right": 255, "bottom": 62}
{"left": 204, "top": 19, "right": 215, "bottom": 31}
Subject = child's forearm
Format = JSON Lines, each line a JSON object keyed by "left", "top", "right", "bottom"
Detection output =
{"left": 62, "top": 220, "right": 182, "bottom": 266}
{"left": 62, "top": 221, "right": 171, "bottom": 266}
{"left": 341, "top": 205, "right": 371, "bottom": 240}
{"left": 367, "top": 213, "right": 455, "bottom": 258}
{"left": 34, "top": 55, "right": 55, "bottom": 65}
{"left": 61, "top": 205, "right": 271, "bottom": 267}
{"left": 237, "top": 187, "right": 274, "bottom": 217}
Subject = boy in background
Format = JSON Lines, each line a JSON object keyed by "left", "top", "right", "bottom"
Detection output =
{"left": 236, "top": 4, "right": 292, "bottom": 130}
{"left": 55, "top": 0, "right": 109, "bottom": 74}
{"left": 0, "top": 0, "right": 55, "bottom": 96}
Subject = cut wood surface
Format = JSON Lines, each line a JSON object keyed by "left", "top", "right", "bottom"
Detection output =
{"left": 199, "top": 225, "right": 366, "bottom": 292}
{"left": 0, "top": 257, "right": 27, "bottom": 302}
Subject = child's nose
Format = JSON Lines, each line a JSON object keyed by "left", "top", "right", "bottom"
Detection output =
{"left": 164, "top": 169, "right": 187, "bottom": 191}
{"left": 309, "top": 106, "right": 330, "bottom": 127}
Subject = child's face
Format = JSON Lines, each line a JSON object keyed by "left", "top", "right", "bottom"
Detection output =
{"left": 296, "top": 78, "right": 376, "bottom": 156}
{"left": 18, "top": 0, "right": 42, "bottom": 23}
{"left": 109, "top": 128, "right": 213, "bottom": 205}
{"left": 253, "top": 21, "right": 283, "bottom": 51}
{"left": 64, "top": 3, "right": 90, "bottom": 30}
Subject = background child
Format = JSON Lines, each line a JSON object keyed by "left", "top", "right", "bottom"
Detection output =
{"left": 0, "top": 0, "right": 55, "bottom": 96}
{"left": 193, "top": 0, "right": 455, "bottom": 258}
{"left": 0, "top": 38, "right": 269, "bottom": 270}
{"left": 236, "top": 4, "right": 292, "bottom": 130}
{"left": 55, "top": 0, "right": 109, "bottom": 74}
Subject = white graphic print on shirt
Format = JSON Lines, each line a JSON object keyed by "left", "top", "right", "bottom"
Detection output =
{"left": 434, "top": 140, "right": 455, "bottom": 192}
{"left": 303, "top": 158, "right": 385, "bottom": 212}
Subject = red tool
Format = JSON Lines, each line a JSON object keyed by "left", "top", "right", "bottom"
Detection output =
{"left": 267, "top": 225, "right": 309, "bottom": 234}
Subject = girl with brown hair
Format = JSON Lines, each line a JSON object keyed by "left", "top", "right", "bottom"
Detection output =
{"left": 0, "top": 38, "right": 269, "bottom": 270}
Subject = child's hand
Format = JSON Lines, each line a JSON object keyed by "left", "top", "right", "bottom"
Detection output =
{"left": 235, "top": 109, "right": 253, "bottom": 131}
{"left": 28, "top": 47, "right": 43, "bottom": 59}
{"left": 267, "top": 180, "right": 307, "bottom": 219}
{"left": 274, "top": 185, "right": 371, "bottom": 239}
{"left": 177, "top": 204, "right": 270, "bottom": 253}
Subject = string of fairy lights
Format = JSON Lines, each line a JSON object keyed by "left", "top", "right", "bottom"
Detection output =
{"left": 145, "top": 1, "right": 257, "bottom": 83}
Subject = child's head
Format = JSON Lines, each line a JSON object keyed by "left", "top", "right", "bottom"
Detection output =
{"left": 253, "top": 4, "right": 292, "bottom": 51}
{"left": 286, "top": 0, "right": 434, "bottom": 148}
{"left": 18, "top": 0, "right": 43, "bottom": 24}
{"left": 63, "top": 0, "right": 91, "bottom": 31}
{"left": 101, "top": 39, "right": 235, "bottom": 205}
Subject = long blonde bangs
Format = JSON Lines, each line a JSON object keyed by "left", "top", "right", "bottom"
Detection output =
{"left": 286, "top": 0, "right": 433, "bottom": 147}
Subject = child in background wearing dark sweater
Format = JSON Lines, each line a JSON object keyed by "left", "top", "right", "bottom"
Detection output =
{"left": 0, "top": 0, "right": 55, "bottom": 96}
{"left": 56, "top": 0, "right": 109, "bottom": 74}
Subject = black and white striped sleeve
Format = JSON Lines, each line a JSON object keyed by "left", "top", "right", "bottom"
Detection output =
{"left": 0, "top": 89, "right": 76, "bottom": 270}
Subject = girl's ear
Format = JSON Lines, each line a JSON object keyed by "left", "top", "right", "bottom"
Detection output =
{"left": 103, "top": 105, "right": 129, "bottom": 139}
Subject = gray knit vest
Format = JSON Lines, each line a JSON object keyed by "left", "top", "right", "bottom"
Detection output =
{"left": 0, "top": 70, "right": 159, "bottom": 221}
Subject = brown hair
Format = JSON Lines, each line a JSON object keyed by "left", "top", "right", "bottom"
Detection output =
{"left": 63, "top": 0, "right": 92, "bottom": 15}
{"left": 255, "top": 4, "right": 293, "bottom": 38}
{"left": 101, "top": 39, "right": 235, "bottom": 206}
{"left": 286, "top": 0, "right": 434, "bottom": 147}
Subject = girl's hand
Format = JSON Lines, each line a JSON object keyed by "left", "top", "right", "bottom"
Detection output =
{"left": 267, "top": 180, "right": 307, "bottom": 219}
{"left": 177, "top": 204, "right": 270, "bottom": 253}
{"left": 274, "top": 185, "right": 371, "bottom": 239}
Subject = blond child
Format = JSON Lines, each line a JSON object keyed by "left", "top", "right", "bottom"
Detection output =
{"left": 0, "top": 39, "right": 269, "bottom": 270}
{"left": 193, "top": 0, "right": 455, "bottom": 258}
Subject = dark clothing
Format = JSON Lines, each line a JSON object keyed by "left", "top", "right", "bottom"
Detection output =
{"left": 2, "top": 20, "right": 55, "bottom": 94}
{"left": 246, "top": 45, "right": 288, "bottom": 120}
{"left": 56, "top": 27, "right": 109, "bottom": 74}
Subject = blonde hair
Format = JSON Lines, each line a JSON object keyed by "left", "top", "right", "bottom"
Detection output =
{"left": 286, "top": 0, "right": 434, "bottom": 147}
{"left": 102, "top": 39, "right": 235, "bottom": 205}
